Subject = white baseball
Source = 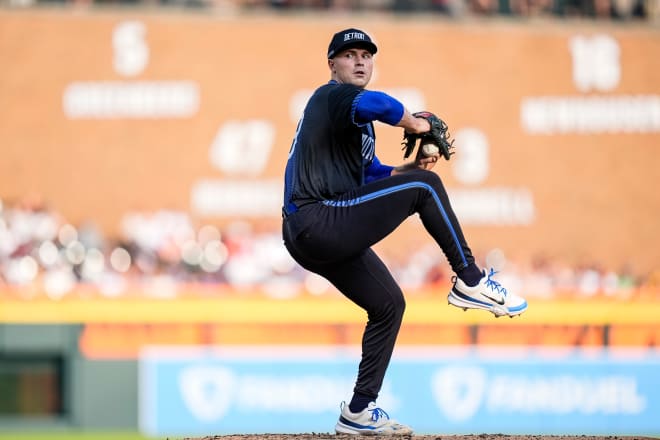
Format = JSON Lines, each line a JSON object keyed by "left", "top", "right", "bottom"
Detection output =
{"left": 421, "top": 142, "right": 440, "bottom": 157}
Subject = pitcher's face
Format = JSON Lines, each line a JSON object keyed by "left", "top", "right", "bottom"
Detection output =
{"left": 329, "top": 48, "right": 374, "bottom": 88}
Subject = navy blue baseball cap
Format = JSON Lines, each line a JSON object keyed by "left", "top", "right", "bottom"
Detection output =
{"left": 327, "top": 28, "right": 378, "bottom": 59}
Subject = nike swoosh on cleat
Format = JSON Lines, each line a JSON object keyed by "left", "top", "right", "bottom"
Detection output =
{"left": 481, "top": 292, "right": 505, "bottom": 305}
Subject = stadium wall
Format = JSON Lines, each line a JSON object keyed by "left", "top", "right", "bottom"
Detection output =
{"left": 1, "top": 299, "right": 660, "bottom": 433}
{"left": 1, "top": 9, "right": 659, "bottom": 436}
{"left": 0, "top": 11, "right": 659, "bottom": 276}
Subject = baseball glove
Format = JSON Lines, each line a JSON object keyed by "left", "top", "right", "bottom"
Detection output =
{"left": 402, "top": 111, "right": 455, "bottom": 161}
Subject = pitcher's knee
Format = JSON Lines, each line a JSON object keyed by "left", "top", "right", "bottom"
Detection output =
{"left": 368, "top": 291, "right": 406, "bottom": 322}
{"left": 419, "top": 169, "right": 443, "bottom": 187}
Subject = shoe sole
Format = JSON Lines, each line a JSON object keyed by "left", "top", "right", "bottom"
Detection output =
{"left": 448, "top": 290, "right": 527, "bottom": 318}
{"left": 335, "top": 421, "right": 413, "bottom": 435}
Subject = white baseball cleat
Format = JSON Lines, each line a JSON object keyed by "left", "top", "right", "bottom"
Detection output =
{"left": 448, "top": 268, "right": 527, "bottom": 318}
{"left": 335, "top": 401, "right": 413, "bottom": 435}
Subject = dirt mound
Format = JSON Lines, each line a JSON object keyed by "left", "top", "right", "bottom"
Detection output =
{"left": 184, "top": 434, "right": 656, "bottom": 440}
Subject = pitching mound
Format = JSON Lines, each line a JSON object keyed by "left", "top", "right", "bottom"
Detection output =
{"left": 183, "top": 434, "right": 656, "bottom": 440}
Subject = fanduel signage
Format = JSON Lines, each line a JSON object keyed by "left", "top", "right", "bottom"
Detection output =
{"left": 139, "top": 346, "right": 660, "bottom": 437}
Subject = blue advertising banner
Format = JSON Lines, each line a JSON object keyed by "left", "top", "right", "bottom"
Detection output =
{"left": 139, "top": 346, "right": 660, "bottom": 437}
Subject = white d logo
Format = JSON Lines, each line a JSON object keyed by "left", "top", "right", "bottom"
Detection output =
{"left": 179, "top": 366, "right": 236, "bottom": 422}
{"left": 431, "top": 366, "right": 486, "bottom": 422}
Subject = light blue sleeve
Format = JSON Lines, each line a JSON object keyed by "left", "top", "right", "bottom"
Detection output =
{"left": 352, "top": 90, "right": 405, "bottom": 126}
{"left": 364, "top": 155, "right": 394, "bottom": 183}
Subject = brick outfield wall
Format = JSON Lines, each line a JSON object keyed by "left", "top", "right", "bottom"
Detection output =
{"left": 0, "top": 11, "right": 658, "bottom": 276}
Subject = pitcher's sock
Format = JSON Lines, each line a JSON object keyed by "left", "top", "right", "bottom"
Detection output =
{"left": 457, "top": 263, "right": 482, "bottom": 287}
{"left": 348, "top": 392, "right": 373, "bottom": 413}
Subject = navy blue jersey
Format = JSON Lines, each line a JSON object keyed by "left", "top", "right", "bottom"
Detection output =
{"left": 283, "top": 82, "right": 375, "bottom": 214}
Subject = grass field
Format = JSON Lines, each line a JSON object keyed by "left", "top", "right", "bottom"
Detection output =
{"left": 0, "top": 433, "right": 162, "bottom": 440}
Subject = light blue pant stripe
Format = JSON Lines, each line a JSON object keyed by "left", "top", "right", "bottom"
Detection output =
{"left": 322, "top": 182, "right": 467, "bottom": 267}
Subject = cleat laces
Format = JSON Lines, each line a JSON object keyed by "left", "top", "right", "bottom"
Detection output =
{"left": 485, "top": 268, "right": 507, "bottom": 299}
{"left": 369, "top": 406, "right": 389, "bottom": 422}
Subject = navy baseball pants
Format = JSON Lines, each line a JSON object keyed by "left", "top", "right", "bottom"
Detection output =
{"left": 282, "top": 169, "right": 475, "bottom": 400}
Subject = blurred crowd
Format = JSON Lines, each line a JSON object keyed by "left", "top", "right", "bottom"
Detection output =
{"left": 2, "top": 0, "right": 658, "bottom": 22}
{"left": 1, "top": 196, "right": 657, "bottom": 301}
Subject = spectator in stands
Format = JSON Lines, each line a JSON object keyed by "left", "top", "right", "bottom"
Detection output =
{"left": 646, "top": 0, "right": 660, "bottom": 21}
{"left": 611, "top": 0, "right": 647, "bottom": 18}
{"left": 467, "top": 0, "right": 500, "bottom": 14}
{"left": 560, "top": 0, "right": 611, "bottom": 18}
{"left": 509, "top": 0, "right": 554, "bottom": 16}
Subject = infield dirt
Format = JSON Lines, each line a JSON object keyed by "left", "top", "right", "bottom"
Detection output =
{"left": 183, "top": 434, "right": 657, "bottom": 440}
